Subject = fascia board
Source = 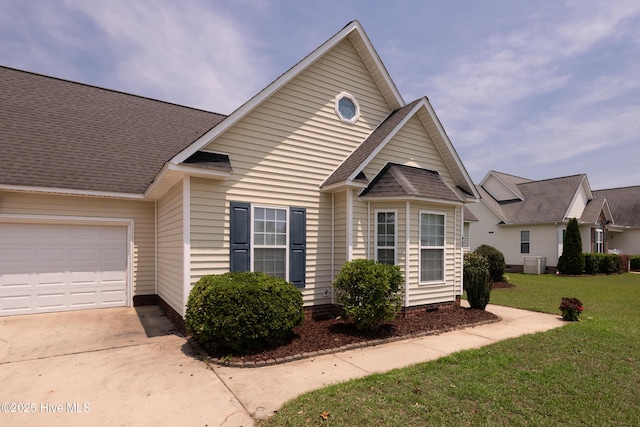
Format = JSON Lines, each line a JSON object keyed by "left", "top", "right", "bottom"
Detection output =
{"left": 0, "top": 184, "right": 144, "bottom": 200}
{"left": 358, "top": 195, "right": 465, "bottom": 206}
{"left": 171, "top": 21, "right": 403, "bottom": 165}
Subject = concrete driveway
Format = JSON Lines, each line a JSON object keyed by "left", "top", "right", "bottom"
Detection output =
{"left": 0, "top": 306, "right": 253, "bottom": 427}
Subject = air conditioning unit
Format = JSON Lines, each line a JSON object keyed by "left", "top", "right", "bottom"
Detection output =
{"left": 523, "top": 256, "right": 546, "bottom": 274}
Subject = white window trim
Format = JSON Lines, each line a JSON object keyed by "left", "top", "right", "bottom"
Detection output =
{"left": 419, "top": 210, "right": 446, "bottom": 285}
{"left": 251, "top": 205, "right": 289, "bottom": 281}
{"left": 375, "top": 209, "right": 397, "bottom": 265}
{"left": 521, "top": 230, "right": 530, "bottom": 254}
{"left": 595, "top": 223, "right": 604, "bottom": 253}
{"left": 335, "top": 91, "right": 360, "bottom": 124}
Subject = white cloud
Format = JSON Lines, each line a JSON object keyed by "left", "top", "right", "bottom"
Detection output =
{"left": 65, "top": 0, "right": 271, "bottom": 113}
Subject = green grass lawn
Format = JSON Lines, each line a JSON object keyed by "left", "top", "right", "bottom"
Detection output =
{"left": 259, "top": 273, "right": 640, "bottom": 426}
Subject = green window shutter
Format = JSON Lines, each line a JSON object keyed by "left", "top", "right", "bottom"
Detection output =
{"left": 230, "top": 202, "right": 250, "bottom": 272}
{"left": 289, "top": 207, "right": 306, "bottom": 288}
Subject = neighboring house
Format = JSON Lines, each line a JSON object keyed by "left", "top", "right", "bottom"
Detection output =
{"left": 0, "top": 21, "right": 479, "bottom": 322}
{"left": 592, "top": 186, "right": 640, "bottom": 255}
{"left": 468, "top": 170, "right": 640, "bottom": 273}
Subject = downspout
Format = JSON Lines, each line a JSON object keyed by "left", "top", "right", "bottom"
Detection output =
{"left": 331, "top": 192, "right": 335, "bottom": 304}
{"left": 460, "top": 206, "right": 464, "bottom": 296}
{"left": 154, "top": 199, "right": 158, "bottom": 297}
{"left": 405, "top": 201, "right": 410, "bottom": 310}
{"left": 347, "top": 189, "right": 353, "bottom": 261}
{"left": 367, "top": 201, "right": 371, "bottom": 259}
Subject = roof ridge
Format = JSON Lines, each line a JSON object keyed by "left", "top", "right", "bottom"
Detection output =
{"left": 518, "top": 173, "right": 586, "bottom": 186}
{"left": 0, "top": 65, "right": 227, "bottom": 117}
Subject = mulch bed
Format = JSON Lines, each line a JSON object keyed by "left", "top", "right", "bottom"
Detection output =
{"left": 492, "top": 281, "right": 516, "bottom": 289}
{"left": 197, "top": 305, "right": 499, "bottom": 368}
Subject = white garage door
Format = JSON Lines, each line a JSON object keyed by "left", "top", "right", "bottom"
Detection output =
{"left": 0, "top": 223, "right": 128, "bottom": 316}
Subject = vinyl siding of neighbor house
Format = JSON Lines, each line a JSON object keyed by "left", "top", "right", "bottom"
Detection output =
{"left": 192, "top": 38, "right": 394, "bottom": 306}
{"left": 362, "top": 115, "right": 456, "bottom": 189}
{"left": 0, "top": 191, "right": 155, "bottom": 297}
{"left": 609, "top": 230, "right": 640, "bottom": 255}
{"left": 157, "top": 180, "right": 185, "bottom": 315}
{"left": 482, "top": 175, "right": 519, "bottom": 201}
{"left": 468, "top": 201, "right": 564, "bottom": 268}
{"left": 566, "top": 184, "right": 589, "bottom": 220}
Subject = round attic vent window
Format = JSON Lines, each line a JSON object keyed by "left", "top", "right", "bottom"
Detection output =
{"left": 335, "top": 92, "right": 360, "bottom": 124}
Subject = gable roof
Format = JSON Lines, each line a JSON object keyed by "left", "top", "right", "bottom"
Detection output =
{"left": 481, "top": 171, "right": 533, "bottom": 201}
{"left": 322, "top": 99, "right": 421, "bottom": 188}
{"left": 170, "top": 20, "right": 404, "bottom": 165}
{"left": 359, "top": 163, "right": 464, "bottom": 204}
{"left": 481, "top": 174, "right": 588, "bottom": 224}
{"left": 321, "top": 97, "right": 479, "bottom": 199}
{"left": 593, "top": 186, "right": 640, "bottom": 227}
{"left": 0, "top": 66, "right": 225, "bottom": 197}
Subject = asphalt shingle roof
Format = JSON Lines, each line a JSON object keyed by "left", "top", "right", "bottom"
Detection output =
{"left": 359, "top": 163, "right": 462, "bottom": 202}
{"left": 0, "top": 66, "right": 226, "bottom": 195}
{"left": 482, "top": 174, "right": 586, "bottom": 224}
{"left": 593, "top": 186, "right": 640, "bottom": 227}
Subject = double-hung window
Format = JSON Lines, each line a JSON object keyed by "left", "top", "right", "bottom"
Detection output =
{"left": 376, "top": 211, "right": 396, "bottom": 265}
{"left": 595, "top": 222, "right": 604, "bottom": 253}
{"left": 229, "top": 202, "right": 306, "bottom": 287}
{"left": 420, "top": 212, "right": 445, "bottom": 283}
{"left": 253, "top": 207, "right": 287, "bottom": 279}
{"left": 521, "top": 230, "right": 530, "bottom": 254}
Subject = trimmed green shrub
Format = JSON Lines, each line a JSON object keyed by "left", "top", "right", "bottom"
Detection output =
{"left": 584, "top": 253, "right": 601, "bottom": 275}
{"left": 474, "top": 244, "right": 506, "bottom": 282}
{"left": 464, "top": 252, "right": 492, "bottom": 310}
{"left": 630, "top": 255, "right": 640, "bottom": 271}
{"left": 599, "top": 254, "right": 618, "bottom": 275}
{"left": 185, "top": 272, "right": 304, "bottom": 354}
{"left": 333, "top": 259, "right": 404, "bottom": 333}
{"left": 584, "top": 253, "right": 621, "bottom": 275}
{"left": 557, "top": 218, "right": 585, "bottom": 275}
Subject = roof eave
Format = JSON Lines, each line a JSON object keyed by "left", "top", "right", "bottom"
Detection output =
{"left": 358, "top": 195, "right": 465, "bottom": 206}
{"left": 0, "top": 184, "right": 145, "bottom": 200}
{"left": 320, "top": 180, "right": 369, "bottom": 193}
{"left": 145, "top": 163, "right": 230, "bottom": 200}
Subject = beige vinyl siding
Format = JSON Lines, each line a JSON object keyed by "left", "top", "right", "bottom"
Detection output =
{"left": 333, "top": 191, "right": 348, "bottom": 270}
{"left": 0, "top": 191, "right": 155, "bottom": 296}
{"left": 190, "top": 178, "right": 227, "bottom": 280}
{"left": 157, "top": 181, "right": 184, "bottom": 315}
{"left": 363, "top": 115, "right": 456, "bottom": 188}
{"left": 194, "top": 38, "right": 393, "bottom": 306}
{"left": 352, "top": 193, "right": 369, "bottom": 259}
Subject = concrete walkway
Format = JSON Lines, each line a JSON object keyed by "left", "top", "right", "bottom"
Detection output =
{"left": 0, "top": 307, "right": 253, "bottom": 427}
{"left": 214, "top": 303, "right": 566, "bottom": 419}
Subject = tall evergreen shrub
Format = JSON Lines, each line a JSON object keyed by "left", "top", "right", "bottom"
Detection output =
{"left": 557, "top": 218, "right": 585, "bottom": 275}
{"left": 474, "top": 244, "right": 506, "bottom": 282}
{"left": 464, "top": 252, "right": 492, "bottom": 310}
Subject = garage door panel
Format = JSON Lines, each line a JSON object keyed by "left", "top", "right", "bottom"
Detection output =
{"left": 0, "top": 223, "right": 129, "bottom": 315}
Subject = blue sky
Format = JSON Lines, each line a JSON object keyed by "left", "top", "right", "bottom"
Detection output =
{"left": 2, "top": 0, "right": 640, "bottom": 190}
